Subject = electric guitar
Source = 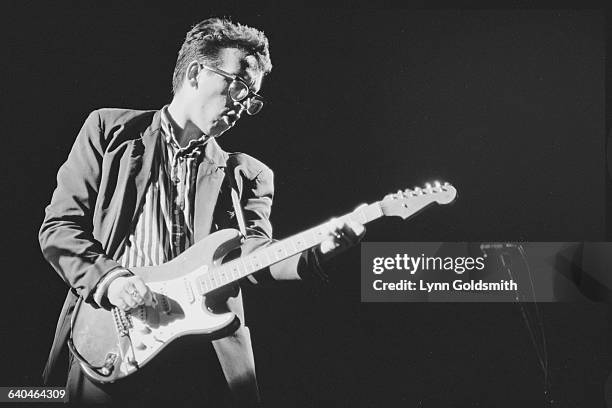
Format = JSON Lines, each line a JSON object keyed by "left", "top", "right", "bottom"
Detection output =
{"left": 69, "top": 182, "right": 457, "bottom": 383}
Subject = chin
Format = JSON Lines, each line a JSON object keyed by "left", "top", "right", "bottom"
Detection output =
{"left": 209, "top": 122, "right": 232, "bottom": 138}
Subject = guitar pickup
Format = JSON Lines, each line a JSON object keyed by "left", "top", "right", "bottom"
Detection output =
{"left": 183, "top": 279, "right": 195, "bottom": 304}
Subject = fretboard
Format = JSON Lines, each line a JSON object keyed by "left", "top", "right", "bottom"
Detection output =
{"left": 194, "top": 201, "right": 384, "bottom": 294}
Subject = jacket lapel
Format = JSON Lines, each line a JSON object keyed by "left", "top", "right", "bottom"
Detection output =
{"left": 194, "top": 138, "right": 229, "bottom": 241}
{"left": 129, "top": 110, "right": 162, "bottom": 229}
{"left": 193, "top": 139, "right": 258, "bottom": 401}
{"left": 99, "top": 111, "right": 161, "bottom": 259}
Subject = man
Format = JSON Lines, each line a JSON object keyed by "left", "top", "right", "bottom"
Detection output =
{"left": 39, "top": 17, "right": 364, "bottom": 406}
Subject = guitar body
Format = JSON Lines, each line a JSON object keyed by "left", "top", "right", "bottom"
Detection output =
{"left": 70, "top": 228, "right": 244, "bottom": 384}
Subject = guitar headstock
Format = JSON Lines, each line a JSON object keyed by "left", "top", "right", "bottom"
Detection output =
{"left": 380, "top": 181, "right": 457, "bottom": 219}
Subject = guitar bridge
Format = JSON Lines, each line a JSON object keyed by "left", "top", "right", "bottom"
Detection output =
{"left": 112, "top": 307, "right": 133, "bottom": 336}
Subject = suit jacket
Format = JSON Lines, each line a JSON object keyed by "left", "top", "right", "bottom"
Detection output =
{"left": 39, "top": 108, "right": 312, "bottom": 404}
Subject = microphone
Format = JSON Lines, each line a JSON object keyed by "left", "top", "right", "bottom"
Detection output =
{"left": 480, "top": 242, "right": 517, "bottom": 251}
{"left": 480, "top": 242, "right": 518, "bottom": 268}
{"left": 480, "top": 243, "right": 518, "bottom": 267}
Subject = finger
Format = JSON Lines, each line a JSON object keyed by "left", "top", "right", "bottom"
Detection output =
{"left": 331, "top": 228, "right": 355, "bottom": 251}
{"left": 346, "top": 220, "right": 366, "bottom": 237}
{"left": 131, "top": 279, "right": 151, "bottom": 305}
{"left": 340, "top": 222, "right": 365, "bottom": 245}
{"left": 133, "top": 293, "right": 146, "bottom": 306}
{"left": 337, "top": 227, "right": 354, "bottom": 247}
{"left": 121, "top": 292, "right": 138, "bottom": 309}
{"left": 327, "top": 218, "right": 342, "bottom": 236}
{"left": 126, "top": 285, "right": 145, "bottom": 306}
{"left": 111, "top": 298, "right": 127, "bottom": 310}
{"left": 142, "top": 290, "right": 154, "bottom": 307}
{"left": 131, "top": 278, "right": 147, "bottom": 294}
{"left": 326, "top": 224, "right": 364, "bottom": 253}
{"left": 116, "top": 299, "right": 132, "bottom": 312}
{"left": 320, "top": 239, "right": 336, "bottom": 255}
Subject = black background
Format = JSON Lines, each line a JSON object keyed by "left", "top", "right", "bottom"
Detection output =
{"left": 4, "top": 3, "right": 610, "bottom": 407}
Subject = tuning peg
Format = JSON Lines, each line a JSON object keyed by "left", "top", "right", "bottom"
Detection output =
{"left": 434, "top": 181, "right": 441, "bottom": 188}
{"left": 425, "top": 183, "right": 432, "bottom": 192}
{"left": 414, "top": 187, "right": 423, "bottom": 195}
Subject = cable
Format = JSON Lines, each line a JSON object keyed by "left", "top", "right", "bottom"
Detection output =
{"left": 501, "top": 245, "right": 552, "bottom": 406}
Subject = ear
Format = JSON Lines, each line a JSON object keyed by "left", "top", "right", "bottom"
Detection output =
{"left": 185, "top": 61, "right": 202, "bottom": 89}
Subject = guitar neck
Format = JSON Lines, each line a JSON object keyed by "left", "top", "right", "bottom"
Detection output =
{"left": 195, "top": 201, "right": 384, "bottom": 293}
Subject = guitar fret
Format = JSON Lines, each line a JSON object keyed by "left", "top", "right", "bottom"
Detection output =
{"left": 267, "top": 245, "right": 278, "bottom": 262}
{"left": 237, "top": 261, "right": 247, "bottom": 277}
{"left": 229, "top": 262, "right": 241, "bottom": 280}
{"left": 317, "top": 227, "right": 326, "bottom": 241}
{"left": 218, "top": 271, "right": 226, "bottom": 286}
{"left": 273, "top": 244, "right": 287, "bottom": 261}
{"left": 197, "top": 277, "right": 205, "bottom": 294}
{"left": 306, "top": 229, "right": 318, "bottom": 247}
{"left": 294, "top": 234, "right": 307, "bottom": 251}
{"left": 259, "top": 249, "right": 272, "bottom": 267}
{"left": 364, "top": 203, "right": 382, "bottom": 222}
{"left": 284, "top": 239, "right": 296, "bottom": 255}
{"left": 299, "top": 232, "right": 309, "bottom": 248}
{"left": 218, "top": 268, "right": 228, "bottom": 284}
{"left": 250, "top": 253, "right": 262, "bottom": 271}
{"left": 313, "top": 226, "right": 326, "bottom": 241}
{"left": 204, "top": 274, "right": 213, "bottom": 291}
{"left": 211, "top": 270, "right": 220, "bottom": 287}
{"left": 210, "top": 271, "right": 219, "bottom": 290}
{"left": 357, "top": 208, "right": 369, "bottom": 224}
{"left": 241, "top": 258, "right": 253, "bottom": 274}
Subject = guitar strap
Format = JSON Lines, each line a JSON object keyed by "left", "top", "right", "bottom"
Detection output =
{"left": 215, "top": 164, "right": 261, "bottom": 405}
{"left": 230, "top": 186, "right": 247, "bottom": 237}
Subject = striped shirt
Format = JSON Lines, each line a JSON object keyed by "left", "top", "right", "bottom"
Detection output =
{"left": 120, "top": 106, "right": 209, "bottom": 266}
{"left": 93, "top": 107, "right": 209, "bottom": 304}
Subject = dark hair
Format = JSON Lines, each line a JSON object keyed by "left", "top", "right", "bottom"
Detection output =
{"left": 172, "top": 17, "right": 272, "bottom": 94}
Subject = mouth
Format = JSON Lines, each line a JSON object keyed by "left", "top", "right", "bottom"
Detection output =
{"left": 221, "top": 111, "right": 239, "bottom": 127}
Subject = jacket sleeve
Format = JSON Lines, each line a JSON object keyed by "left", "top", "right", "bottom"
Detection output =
{"left": 39, "top": 110, "right": 123, "bottom": 303}
{"left": 238, "top": 166, "right": 327, "bottom": 285}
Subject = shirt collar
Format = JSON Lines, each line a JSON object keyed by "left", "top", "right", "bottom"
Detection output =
{"left": 160, "top": 105, "right": 209, "bottom": 154}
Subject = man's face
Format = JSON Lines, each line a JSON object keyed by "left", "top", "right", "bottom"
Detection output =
{"left": 188, "top": 47, "right": 263, "bottom": 138}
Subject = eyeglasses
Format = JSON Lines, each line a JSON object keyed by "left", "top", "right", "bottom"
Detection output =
{"left": 199, "top": 63, "right": 264, "bottom": 115}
